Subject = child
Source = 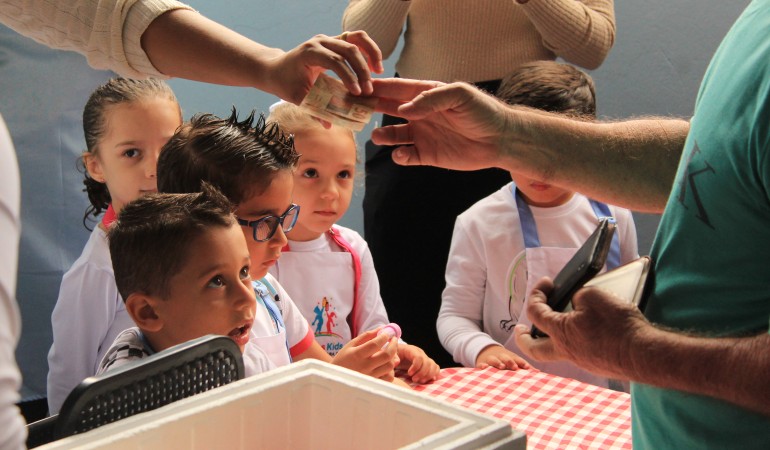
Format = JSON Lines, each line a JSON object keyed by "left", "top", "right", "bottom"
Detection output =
{"left": 46, "top": 78, "right": 183, "bottom": 413}
{"left": 437, "top": 61, "right": 639, "bottom": 389}
{"left": 156, "top": 110, "right": 400, "bottom": 382}
{"left": 266, "top": 102, "right": 440, "bottom": 384}
{"left": 98, "top": 186, "right": 275, "bottom": 375}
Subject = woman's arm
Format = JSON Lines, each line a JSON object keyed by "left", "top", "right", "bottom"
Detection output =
{"left": 342, "top": 0, "right": 411, "bottom": 59}
{"left": 142, "top": 10, "right": 383, "bottom": 103}
{"left": 0, "top": 0, "right": 192, "bottom": 78}
{"left": 520, "top": 0, "right": 616, "bottom": 69}
{"left": 0, "top": 1, "right": 383, "bottom": 103}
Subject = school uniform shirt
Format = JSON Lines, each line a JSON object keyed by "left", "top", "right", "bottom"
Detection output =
{"left": 438, "top": 182, "right": 638, "bottom": 384}
{"left": 269, "top": 226, "right": 390, "bottom": 356}
{"left": 250, "top": 274, "right": 315, "bottom": 366}
{"left": 97, "top": 327, "right": 275, "bottom": 377}
{"left": 47, "top": 225, "right": 134, "bottom": 414}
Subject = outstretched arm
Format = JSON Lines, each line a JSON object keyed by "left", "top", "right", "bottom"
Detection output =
{"left": 515, "top": 279, "right": 770, "bottom": 417}
{"left": 371, "top": 79, "right": 689, "bottom": 213}
{"left": 0, "top": 1, "right": 382, "bottom": 103}
{"left": 142, "top": 10, "right": 383, "bottom": 103}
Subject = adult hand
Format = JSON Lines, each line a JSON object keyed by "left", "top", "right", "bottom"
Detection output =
{"left": 268, "top": 31, "right": 384, "bottom": 104}
{"left": 475, "top": 344, "right": 532, "bottom": 371}
{"left": 370, "top": 79, "right": 515, "bottom": 171}
{"left": 331, "top": 329, "right": 397, "bottom": 381}
{"left": 514, "top": 277, "right": 649, "bottom": 380}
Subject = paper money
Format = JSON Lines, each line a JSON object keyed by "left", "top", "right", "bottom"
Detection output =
{"left": 299, "top": 73, "right": 378, "bottom": 131}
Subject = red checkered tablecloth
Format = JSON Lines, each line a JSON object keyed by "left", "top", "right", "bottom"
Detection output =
{"left": 411, "top": 367, "right": 631, "bottom": 449}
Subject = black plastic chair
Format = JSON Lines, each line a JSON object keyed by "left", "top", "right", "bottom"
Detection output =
{"left": 27, "top": 334, "right": 244, "bottom": 448}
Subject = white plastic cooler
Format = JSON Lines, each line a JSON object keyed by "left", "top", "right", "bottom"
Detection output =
{"left": 39, "top": 359, "right": 526, "bottom": 449}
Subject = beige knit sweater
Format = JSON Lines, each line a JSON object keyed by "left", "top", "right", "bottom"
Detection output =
{"left": 0, "top": 0, "right": 193, "bottom": 78}
{"left": 343, "top": 0, "right": 615, "bottom": 83}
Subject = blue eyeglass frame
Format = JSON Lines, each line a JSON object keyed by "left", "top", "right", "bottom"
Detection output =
{"left": 236, "top": 203, "right": 300, "bottom": 242}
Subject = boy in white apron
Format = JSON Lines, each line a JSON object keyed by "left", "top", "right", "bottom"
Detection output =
{"left": 97, "top": 187, "right": 276, "bottom": 377}
{"left": 266, "top": 102, "right": 440, "bottom": 384}
{"left": 438, "top": 62, "right": 639, "bottom": 389}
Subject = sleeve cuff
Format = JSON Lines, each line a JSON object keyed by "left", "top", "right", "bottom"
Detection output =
{"left": 290, "top": 327, "right": 316, "bottom": 358}
{"left": 122, "top": 0, "right": 195, "bottom": 78}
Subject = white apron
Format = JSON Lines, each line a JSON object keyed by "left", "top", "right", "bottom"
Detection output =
{"left": 503, "top": 185, "right": 620, "bottom": 388}
{"left": 273, "top": 228, "right": 359, "bottom": 357}
{"left": 249, "top": 278, "right": 291, "bottom": 367}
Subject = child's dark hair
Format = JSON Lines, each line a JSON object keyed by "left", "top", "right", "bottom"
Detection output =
{"left": 496, "top": 61, "right": 596, "bottom": 118}
{"left": 108, "top": 183, "right": 234, "bottom": 301}
{"left": 80, "top": 77, "right": 180, "bottom": 228}
{"left": 158, "top": 108, "right": 299, "bottom": 203}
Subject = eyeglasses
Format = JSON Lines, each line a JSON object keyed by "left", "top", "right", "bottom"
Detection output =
{"left": 236, "top": 204, "right": 300, "bottom": 242}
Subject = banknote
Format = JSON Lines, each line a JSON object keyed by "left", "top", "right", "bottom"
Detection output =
{"left": 299, "top": 73, "right": 378, "bottom": 131}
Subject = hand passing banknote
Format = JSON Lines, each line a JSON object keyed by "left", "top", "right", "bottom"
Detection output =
{"left": 300, "top": 73, "right": 378, "bottom": 131}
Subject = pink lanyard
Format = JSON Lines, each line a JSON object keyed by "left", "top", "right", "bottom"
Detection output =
{"left": 101, "top": 204, "right": 117, "bottom": 228}
{"left": 282, "top": 226, "right": 362, "bottom": 336}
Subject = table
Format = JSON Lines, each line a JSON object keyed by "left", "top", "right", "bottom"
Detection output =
{"left": 410, "top": 367, "right": 631, "bottom": 449}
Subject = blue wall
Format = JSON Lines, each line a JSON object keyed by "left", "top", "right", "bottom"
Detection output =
{"left": 1, "top": 0, "right": 750, "bottom": 398}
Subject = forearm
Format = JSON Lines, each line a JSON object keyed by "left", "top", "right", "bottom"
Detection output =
{"left": 295, "top": 341, "right": 333, "bottom": 362}
{"left": 628, "top": 327, "right": 770, "bottom": 416}
{"left": 439, "top": 231, "right": 495, "bottom": 367}
{"left": 141, "top": 9, "right": 283, "bottom": 93}
{"left": 502, "top": 111, "right": 689, "bottom": 212}
{"left": 520, "top": 0, "right": 615, "bottom": 69}
{"left": 342, "top": 0, "right": 409, "bottom": 58}
{"left": 437, "top": 308, "right": 494, "bottom": 367}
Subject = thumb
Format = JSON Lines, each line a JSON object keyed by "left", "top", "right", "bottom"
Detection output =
{"left": 391, "top": 147, "right": 424, "bottom": 166}
{"left": 397, "top": 82, "right": 476, "bottom": 119}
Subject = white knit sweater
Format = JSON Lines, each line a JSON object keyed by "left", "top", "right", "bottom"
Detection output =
{"left": 343, "top": 0, "right": 615, "bottom": 82}
{"left": 0, "top": 0, "right": 193, "bottom": 78}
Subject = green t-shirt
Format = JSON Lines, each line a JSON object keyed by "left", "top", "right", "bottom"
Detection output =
{"left": 637, "top": 0, "right": 770, "bottom": 447}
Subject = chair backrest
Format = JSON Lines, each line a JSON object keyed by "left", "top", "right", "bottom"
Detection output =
{"left": 53, "top": 334, "right": 244, "bottom": 439}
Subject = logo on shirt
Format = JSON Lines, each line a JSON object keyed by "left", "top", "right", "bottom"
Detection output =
{"left": 311, "top": 296, "right": 343, "bottom": 340}
{"left": 501, "top": 253, "right": 527, "bottom": 333}
{"left": 676, "top": 140, "right": 716, "bottom": 229}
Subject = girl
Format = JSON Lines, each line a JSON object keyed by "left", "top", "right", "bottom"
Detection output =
{"left": 46, "top": 78, "right": 183, "bottom": 413}
{"left": 266, "top": 102, "right": 439, "bottom": 384}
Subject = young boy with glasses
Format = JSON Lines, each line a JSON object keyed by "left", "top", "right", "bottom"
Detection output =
{"left": 155, "top": 110, "right": 402, "bottom": 383}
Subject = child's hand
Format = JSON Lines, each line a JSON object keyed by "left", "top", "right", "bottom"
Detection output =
{"left": 397, "top": 344, "right": 440, "bottom": 384}
{"left": 332, "top": 329, "right": 398, "bottom": 381}
{"left": 475, "top": 345, "right": 532, "bottom": 370}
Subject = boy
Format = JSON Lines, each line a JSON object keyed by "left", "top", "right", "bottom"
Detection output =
{"left": 98, "top": 185, "right": 274, "bottom": 375}
{"left": 437, "top": 61, "right": 639, "bottom": 389}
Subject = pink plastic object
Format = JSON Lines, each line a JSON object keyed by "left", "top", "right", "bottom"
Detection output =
{"left": 377, "top": 323, "right": 402, "bottom": 339}
{"left": 377, "top": 323, "right": 401, "bottom": 349}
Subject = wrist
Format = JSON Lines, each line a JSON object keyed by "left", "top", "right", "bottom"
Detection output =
{"left": 497, "top": 105, "right": 540, "bottom": 173}
{"left": 253, "top": 47, "right": 291, "bottom": 97}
